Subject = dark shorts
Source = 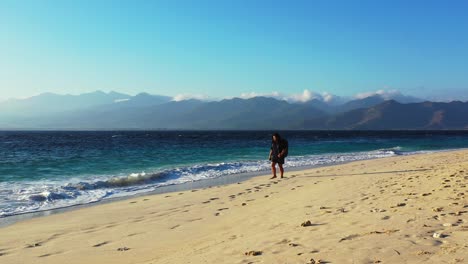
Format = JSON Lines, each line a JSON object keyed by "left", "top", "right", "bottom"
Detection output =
{"left": 271, "top": 156, "right": 285, "bottom": 165}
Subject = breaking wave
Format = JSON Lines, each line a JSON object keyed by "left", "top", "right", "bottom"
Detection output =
{"left": 0, "top": 148, "right": 426, "bottom": 217}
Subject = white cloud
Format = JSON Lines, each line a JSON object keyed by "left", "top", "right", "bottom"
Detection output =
{"left": 288, "top": 89, "right": 321, "bottom": 102}
{"left": 170, "top": 88, "right": 417, "bottom": 105}
{"left": 322, "top": 92, "right": 335, "bottom": 102}
{"left": 321, "top": 92, "right": 349, "bottom": 105}
{"left": 172, "top": 89, "right": 332, "bottom": 103}
{"left": 354, "top": 89, "right": 401, "bottom": 100}
{"left": 237, "top": 88, "right": 418, "bottom": 104}
{"left": 114, "top": 98, "right": 130, "bottom": 103}
{"left": 239, "top": 89, "right": 324, "bottom": 103}
{"left": 239, "top": 91, "right": 282, "bottom": 100}
{"left": 172, "top": 93, "right": 213, "bottom": 102}
{"left": 353, "top": 89, "right": 425, "bottom": 103}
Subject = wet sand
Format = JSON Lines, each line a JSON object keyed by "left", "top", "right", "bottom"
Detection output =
{"left": 0, "top": 150, "right": 466, "bottom": 263}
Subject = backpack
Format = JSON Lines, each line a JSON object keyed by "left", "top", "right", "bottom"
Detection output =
{"left": 280, "top": 139, "right": 289, "bottom": 157}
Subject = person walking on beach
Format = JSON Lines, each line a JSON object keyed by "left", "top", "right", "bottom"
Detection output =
{"left": 269, "top": 133, "right": 288, "bottom": 179}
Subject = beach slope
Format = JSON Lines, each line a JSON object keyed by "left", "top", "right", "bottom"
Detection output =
{"left": 0, "top": 150, "right": 467, "bottom": 263}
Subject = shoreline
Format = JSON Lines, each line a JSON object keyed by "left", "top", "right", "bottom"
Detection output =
{"left": 1, "top": 148, "right": 463, "bottom": 228}
{"left": 1, "top": 148, "right": 454, "bottom": 228}
{"left": 0, "top": 149, "right": 466, "bottom": 263}
{"left": 0, "top": 158, "right": 359, "bottom": 228}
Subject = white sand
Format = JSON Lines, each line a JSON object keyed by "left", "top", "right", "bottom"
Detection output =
{"left": 0, "top": 150, "right": 467, "bottom": 263}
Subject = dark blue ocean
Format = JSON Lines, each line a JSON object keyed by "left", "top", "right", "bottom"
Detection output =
{"left": 1, "top": 130, "right": 468, "bottom": 217}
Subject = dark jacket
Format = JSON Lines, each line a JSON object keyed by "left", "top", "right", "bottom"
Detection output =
{"left": 271, "top": 139, "right": 288, "bottom": 157}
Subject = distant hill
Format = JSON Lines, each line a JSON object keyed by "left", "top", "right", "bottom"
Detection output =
{"left": 336, "top": 95, "right": 387, "bottom": 113}
{"left": 0, "top": 91, "right": 466, "bottom": 130}
{"left": 303, "top": 100, "right": 468, "bottom": 130}
{"left": 0, "top": 91, "right": 131, "bottom": 116}
{"left": 110, "top": 92, "right": 172, "bottom": 108}
{"left": 18, "top": 97, "right": 326, "bottom": 129}
{"left": 181, "top": 97, "right": 326, "bottom": 129}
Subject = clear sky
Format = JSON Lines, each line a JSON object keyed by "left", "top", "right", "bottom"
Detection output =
{"left": 1, "top": 0, "right": 467, "bottom": 101}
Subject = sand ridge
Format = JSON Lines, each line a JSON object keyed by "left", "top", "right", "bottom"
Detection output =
{"left": 0, "top": 150, "right": 467, "bottom": 263}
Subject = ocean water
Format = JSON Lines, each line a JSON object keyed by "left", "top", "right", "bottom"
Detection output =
{"left": 1, "top": 130, "right": 468, "bottom": 217}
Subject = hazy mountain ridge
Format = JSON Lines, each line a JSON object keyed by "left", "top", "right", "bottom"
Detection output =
{"left": 0, "top": 91, "right": 466, "bottom": 130}
{"left": 0, "top": 91, "right": 132, "bottom": 116}
{"left": 303, "top": 100, "right": 468, "bottom": 130}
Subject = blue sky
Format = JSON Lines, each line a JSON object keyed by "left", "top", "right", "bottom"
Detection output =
{"left": 1, "top": 0, "right": 467, "bottom": 101}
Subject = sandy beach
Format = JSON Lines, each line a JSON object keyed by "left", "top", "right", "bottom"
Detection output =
{"left": 0, "top": 150, "right": 466, "bottom": 264}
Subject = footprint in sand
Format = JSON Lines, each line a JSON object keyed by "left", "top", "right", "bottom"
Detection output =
{"left": 25, "top": 242, "right": 42, "bottom": 248}
{"left": 0, "top": 248, "right": 9, "bottom": 256}
{"left": 131, "top": 217, "right": 145, "bottom": 223}
{"left": 307, "top": 258, "right": 325, "bottom": 264}
{"left": 127, "top": 233, "right": 142, "bottom": 237}
{"left": 244, "top": 250, "right": 262, "bottom": 256}
{"left": 336, "top": 208, "right": 346, "bottom": 213}
{"left": 187, "top": 218, "right": 203, "bottom": 222}
{"left": 104, "top": 223, "right": 118, "bottom": 228}
{"left": 93, "top": 241, "right": 111, "bottom": 247}
{"left": 38, "top": 252, "right": 62, "bottom": 258}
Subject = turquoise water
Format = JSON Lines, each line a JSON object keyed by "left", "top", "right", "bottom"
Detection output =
{"left": 1, "top": 130, "right": 467, "bottom": 216}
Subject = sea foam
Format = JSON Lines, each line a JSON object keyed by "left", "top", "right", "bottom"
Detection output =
{"left": 0, "top": 148, "right": 424, "bottom": 217}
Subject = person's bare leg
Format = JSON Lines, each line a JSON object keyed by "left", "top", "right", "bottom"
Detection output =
{"left": 279, "top": 163, "right": 284, "bottom": 178}
{"left": 270, "top": 162, "right": 277, "bottom": 179}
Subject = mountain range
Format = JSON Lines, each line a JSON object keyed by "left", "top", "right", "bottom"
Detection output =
{"left": 0, "top": 91, "right": 466, "bottom": 130}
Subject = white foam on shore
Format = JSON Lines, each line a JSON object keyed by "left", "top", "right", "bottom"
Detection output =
{"left": 0, "top": 148, "right": 430, "bottom": 217}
